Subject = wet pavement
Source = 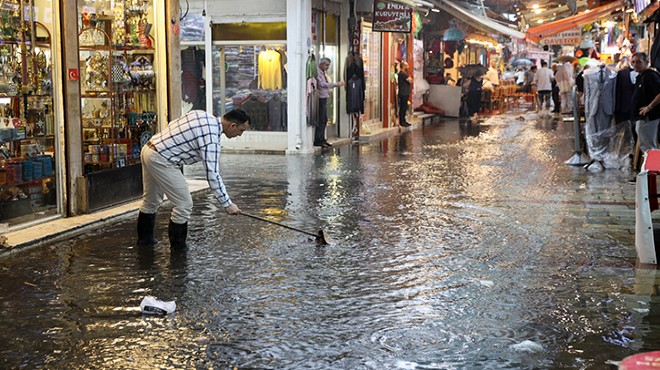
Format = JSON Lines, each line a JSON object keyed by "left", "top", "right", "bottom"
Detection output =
{"left": 1, "top": 112, "right": 659, "bottom": 369}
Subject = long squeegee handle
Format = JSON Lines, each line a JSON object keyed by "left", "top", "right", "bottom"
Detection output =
{"left": 241, "top": 212, "right": 319, "bottom": 238}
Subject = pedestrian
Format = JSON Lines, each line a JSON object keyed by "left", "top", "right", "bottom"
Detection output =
{"left": 555, "top": 62, "right": 574, "bottom": 113}
{"left": 485, "top": 61, "right": 500, "bottom": 88}
{"left": 136, "top": 108, "right": 251, "bottom": 249}
{"left": 398, "top": 61, "right": 413, "bottom": 127}
{"left": 631, "top": 52, "right": 660, "bottom": 153}
{"left": 315, "top": 57, "right": 344, "bottom": 147}
{"left": 466, "top": 74, "right": 483, "bottom": 117}
{"left": 516, "top": 65, "right": 535, "bottom": 93}
{"left": 551, "top": 63, "right": 560, "bottom": 113}
{"left": 533, "top": 60, "right": 553, "bottom": 110}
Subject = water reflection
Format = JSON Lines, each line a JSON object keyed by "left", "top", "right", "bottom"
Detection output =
{"left": 0, "top": 115, "right": 657, "bottom": 368}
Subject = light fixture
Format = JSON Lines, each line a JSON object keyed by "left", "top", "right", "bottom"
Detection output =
{"left": 532, "top": 4, "right": 539, "bottom": 9}
{"left": 534, "top": 8, "right": 542, "bottom": 14}
{"left": 537, "top": 19, "right": 544, "bottom": 23}
{"left": 625, "top": 6, "right": 634, "bottom": 12}
{"left": 431, "top": 8, "right": 440, "bottom": 12}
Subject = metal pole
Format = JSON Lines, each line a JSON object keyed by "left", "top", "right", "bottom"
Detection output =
{"left": 564, "top": 85, "right": 590, "bottom": 166}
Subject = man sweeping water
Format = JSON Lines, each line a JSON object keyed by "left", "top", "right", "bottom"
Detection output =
{"left": 136, "top": 109, "right": 251, "bottom": 249}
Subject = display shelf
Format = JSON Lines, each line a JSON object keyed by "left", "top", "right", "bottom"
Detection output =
{"left": 77, "top": 0, "right": 158, "bottom": 177}
{"left": 0, "top": 175, "right": 55, "bottom": 188}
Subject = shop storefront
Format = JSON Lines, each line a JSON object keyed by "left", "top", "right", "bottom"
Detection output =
{"left": 312, "top": 3, "right": 342, "bottom": 140}
{"left": 75, "top": 0, "right": 168, "bottom": 211}
{"left": 0, "top": 0, "right": 65, "bottom": 229}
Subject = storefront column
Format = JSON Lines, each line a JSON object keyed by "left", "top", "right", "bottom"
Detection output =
{"left": 60, "top": 0, "right": 84, "bottom": 215}
{"left": 166, "top": 0, "right": 183, "bottom": 121}
{"left": 286, "top": 0, "right": 314, "bottom": 154}
{"left": 382, "top": 32, "right": 391, "bottom": 128}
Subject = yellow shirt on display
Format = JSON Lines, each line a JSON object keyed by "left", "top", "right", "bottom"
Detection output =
{"left": 258, "top": 49, "right": 282, "bottom": 90}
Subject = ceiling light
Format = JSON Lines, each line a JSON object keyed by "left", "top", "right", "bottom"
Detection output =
{"left": 532, "top": 4, "right": 539, "bottom": 9}
{"left": 534, "top": 8, "right": 542, "bottom": 14}
{"left": 537, "top": 19, "right": 544, "bottom": 23}
{"left": 431, "top": 8, "right": 440, "bottom": 12}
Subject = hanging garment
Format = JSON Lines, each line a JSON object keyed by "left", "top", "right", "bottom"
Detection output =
{"left": 306, "top": 77, "right": 319, "bottom": 127}
{"left": 583, "top": 65, "right": 616, "bottom": 161}
{"left": 306, "top": 53, "right": 318, "bottom": 79}
{"left": 277, "top": 49, "right": 288, "bottom": 89}
{"left": 241, "top": 96, "right": 270, "bottom": 130}
{"left": 258, "top": 49, "right": 283, "bottom": 90}
{"left": 268, "top": 94, "right": 285, "bottom": 131}
{"left": 614, "top": 68, "right": 634, "bottom": 123}
{"left": 346, "top": 76, "right": 364, "bottom": 114}
{"left": 345, "top": 53, "right": 365, "bottom": 114}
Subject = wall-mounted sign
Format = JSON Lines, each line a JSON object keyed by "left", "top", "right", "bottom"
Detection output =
{"left": 540, "top": 28, "right": 581, "bottom": 46}
{"left": 373, "top": 0, "right": 412, "bottom": 33}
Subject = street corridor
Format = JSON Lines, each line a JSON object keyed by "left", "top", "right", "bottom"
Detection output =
{"left": 1, "top": 113, "right": 657, "bottom": 369}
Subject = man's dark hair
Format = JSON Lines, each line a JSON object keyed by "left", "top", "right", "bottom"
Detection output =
{"left": 541, "top": 60, "right": 548, "bottom": 67}
{"left": 224, "top": 108, "right": 251, "bottom": 125}
{"left": 633, "top": 52, "right": 649, "bottom": 63}
{"left": 531, "top": 65, "right": 538, "bottom": 71}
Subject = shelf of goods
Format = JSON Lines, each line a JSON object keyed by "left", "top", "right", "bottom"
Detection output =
{"left": 78, "top": 2, "right": 158, "bottom": 175}
{"left": 0, "top": 2, "right": 57, "bottom": 220}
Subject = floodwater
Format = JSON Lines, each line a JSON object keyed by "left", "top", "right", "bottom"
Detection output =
{"left": 1, "top": 113, "right": 659, "bottom": 369}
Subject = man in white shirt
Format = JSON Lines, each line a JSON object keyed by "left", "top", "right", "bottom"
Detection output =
{"left": 533, "top": 60, "right": 554, "bottom": 110}
{"left": 137, "top": 108, "right": 250, "bottom": 249}
{"left": 485, "top": 61, "right": 499, "bottom": 88}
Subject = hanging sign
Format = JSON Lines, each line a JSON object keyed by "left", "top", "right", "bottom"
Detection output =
{"left": 349, "top": 18, "right": 362, "bottom": 54}
{"left": 540, "top": 28, "right": 582, "bottom": 46}
{"left": 372, "top": 0, "right": 412, "bottom": 33}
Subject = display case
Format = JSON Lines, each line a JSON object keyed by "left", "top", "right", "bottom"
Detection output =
{"left": 0, "top": 1, "right": 57, "bottom": 223}
{"left": 78, "top": 0, "right": 157, "bottom": 176}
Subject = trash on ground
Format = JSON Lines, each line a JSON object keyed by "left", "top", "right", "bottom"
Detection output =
{"left": 140, "top": 296, "right": 176, "bottom": 315}
{"left": 509, "top": 340, "right": 543, "bottom": 353}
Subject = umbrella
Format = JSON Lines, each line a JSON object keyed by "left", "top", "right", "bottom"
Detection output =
{"left": 555, "top": 55, "right": 577, "bottom": 63}
{"left": 511, "top": 58, "right": 533, "bottom": 67}
{"left": 459, "top": 64, "right": 488, "bottom": 79}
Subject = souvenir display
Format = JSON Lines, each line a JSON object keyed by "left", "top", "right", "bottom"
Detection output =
{"left": 78, "top": 0, "right": 158, "bottom": 175}
{"left": 0, "top": 0, "right": 57, "bottom": 221}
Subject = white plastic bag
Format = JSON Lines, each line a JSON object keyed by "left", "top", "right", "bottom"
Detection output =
{"left": 140, "top": 296, "right": 176, "bottom": 315}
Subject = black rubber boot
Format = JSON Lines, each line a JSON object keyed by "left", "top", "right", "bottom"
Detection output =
{"left": 137, "top": 212, "right": 159, "bottom": 246}
{"left": 168, "top": 220, "right": 188, "bottom": 250}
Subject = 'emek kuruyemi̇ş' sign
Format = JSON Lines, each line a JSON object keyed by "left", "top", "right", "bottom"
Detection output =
{"left": 373, "top": 0, "right": 412, "bottom": 33}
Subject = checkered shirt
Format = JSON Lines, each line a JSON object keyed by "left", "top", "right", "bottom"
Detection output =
{"left": 149, "top": 110, "right": 232, "bottom": 207}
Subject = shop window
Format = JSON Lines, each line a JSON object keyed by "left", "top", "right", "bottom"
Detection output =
{"left": 0, "top": 0, "right": 61, "bottom": 227}
{"left": 77, "top": 0, "right": 159, "bottom": 176}
{"left": 213, "top": 44, "right": 287, "bottom": 132}
{"left": 362, "top": 27, "right": 382, "bottom": 123}
{"left": 181, "top": 46, "right": 206, "bottom": 113}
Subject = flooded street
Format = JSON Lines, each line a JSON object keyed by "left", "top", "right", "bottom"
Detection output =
{"left": 1, "top": 114, "right": 658, "bottom": 369}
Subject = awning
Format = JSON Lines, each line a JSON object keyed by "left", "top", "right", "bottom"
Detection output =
{"left": 431, "top": 0, "right": 526, "bottom": 40}
{"left": 526, "top": 1, "right": 624, "bottom": 43}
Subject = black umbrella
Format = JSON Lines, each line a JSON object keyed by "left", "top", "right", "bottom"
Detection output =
{"left": 459, "top": 64, "right": 487, "bottom": 79}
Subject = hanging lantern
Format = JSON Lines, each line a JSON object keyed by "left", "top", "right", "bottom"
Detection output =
{"left": 443, "top": 21, "right": 465, "bottom": 41}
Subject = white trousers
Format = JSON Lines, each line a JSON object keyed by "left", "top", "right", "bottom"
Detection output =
{"left": 139, "top": 146, "right": 193, "bottom": 224}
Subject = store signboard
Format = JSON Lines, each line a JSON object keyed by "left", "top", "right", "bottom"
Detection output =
{"left": 540, "top": 28, "right": 582, "bottom": 46}
{"left": 373, "top": 0, "right": 412, "bottom": 33}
